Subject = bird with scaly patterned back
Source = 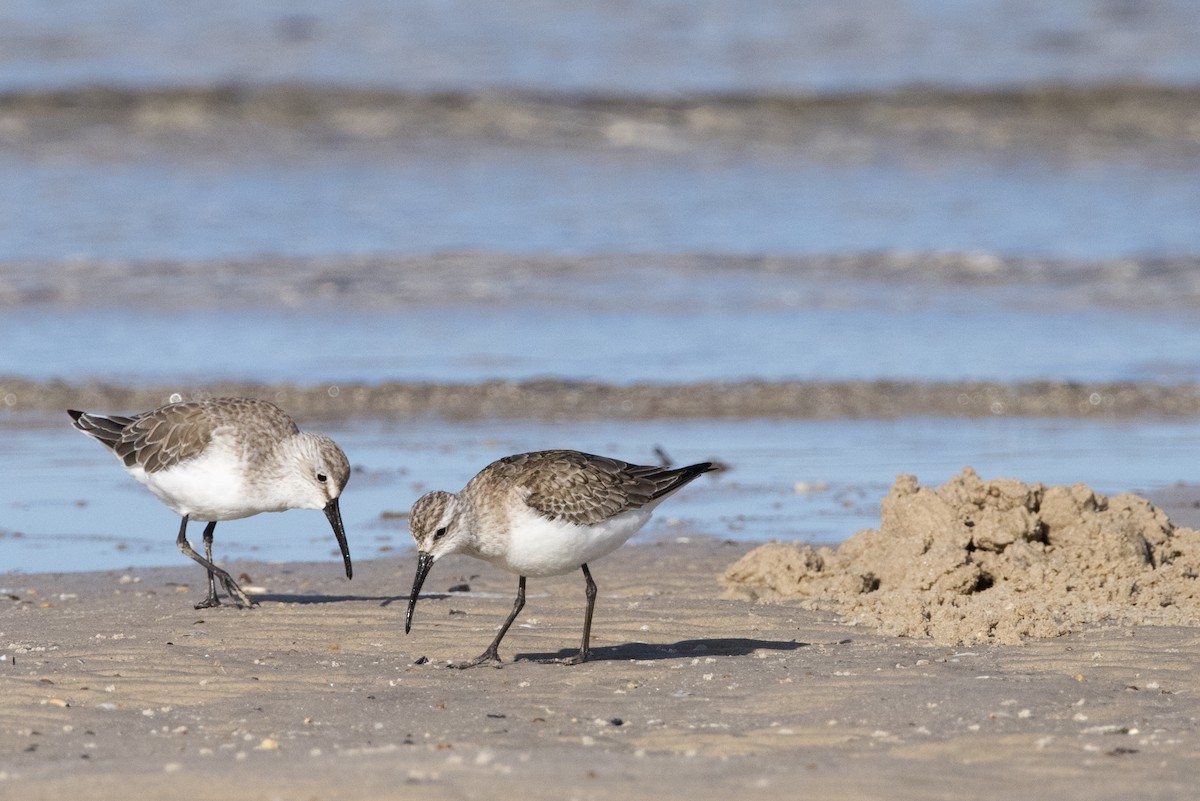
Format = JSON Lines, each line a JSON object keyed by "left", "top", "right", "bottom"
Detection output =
{"left": 405, "top": 449, "right": 715, "bottom": 667}
{"left": 69, "top": 397, "right": 352, "bottom": 609}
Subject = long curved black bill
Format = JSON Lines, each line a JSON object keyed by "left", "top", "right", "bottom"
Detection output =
{"left": 405, "top": 550, "right": 435, "bottom": 634}
{"left": 324, "top": 497, "right": 353, "bottom": 580}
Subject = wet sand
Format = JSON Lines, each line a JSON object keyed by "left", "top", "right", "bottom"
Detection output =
{"left": 4, "top": 253, "right": 1200, "bottom": 311}
{"left": 4, "top": 377, "right": 1200, "bottom": 422}
{"left": 3, "top": 535, "right": 1198, "bottom": 800}
{"left": 5, "top": 85, "right": 1200, "bottom": 160}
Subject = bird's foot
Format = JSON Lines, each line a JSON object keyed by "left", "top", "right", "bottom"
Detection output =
{"left": 193, "top": 594, "right": 222, "bottom": 610}
{"left": 220, "top": 577, "right": 257, "bottom": 609}
{"left": 555, "top": 650, "right": 590, "bottom": 666}
{"left": 449, "top": 649, "right": 503, "bottom": 669}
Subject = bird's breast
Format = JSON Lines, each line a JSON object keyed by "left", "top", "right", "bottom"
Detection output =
{"left": 488, "top": 505, "right": 653, "bottom": 577}
{"left": 131, "top": 447, "right": 263, "bottom": 521}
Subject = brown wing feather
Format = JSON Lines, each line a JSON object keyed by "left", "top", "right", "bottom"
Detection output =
{"left": 115, "top": 404, "right": 206, "bottom": 471}
{"left": 496, "top": 450, "right": 713, "bottom": 526}
{"left": 91, "top": 398, "right": 297, "bottom": 473}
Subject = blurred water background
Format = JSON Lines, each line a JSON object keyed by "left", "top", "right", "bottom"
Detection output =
{"left": 2, "top": 1, "right": 1199, "bottom": 573}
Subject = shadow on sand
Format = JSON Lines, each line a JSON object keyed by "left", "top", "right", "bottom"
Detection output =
{"left": 515, "top": 637, "right": 807, "bottom": 663}
{"left": 251, "top": 592, "right": 416, "bottom": 606}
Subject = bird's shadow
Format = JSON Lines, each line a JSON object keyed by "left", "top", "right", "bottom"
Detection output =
{"left": 252, "top": 593, "right": 415, "bottom": 606}
{"left": 515, "top": 637, "right": 808, "bottom": 663}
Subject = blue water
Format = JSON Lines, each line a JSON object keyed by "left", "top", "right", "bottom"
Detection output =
{"left": 5, "top": 415, "right": 1200, "bottom": 575}
{"left": 4, "top": 4, "right": 1200, "bottom": 263}
{"left": 4, "top": 0, "right": 1199, "bottom": 93}
{"left": 0, "top": 299, "right": 1196, "bottom": 385}
{"left": 4, "top": 153, "right": 1200, "bottom": 262}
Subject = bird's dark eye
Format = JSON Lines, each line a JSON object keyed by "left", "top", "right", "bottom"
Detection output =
{"left": 433, "top": 526, "right": 447, "bottom": 541}
{"left": 317, "top": 473, "right": 328, "bottom": 483}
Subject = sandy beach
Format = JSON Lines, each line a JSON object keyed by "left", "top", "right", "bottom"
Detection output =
{"left": 3, "top": 528, "right": 1198, "bottom": 801}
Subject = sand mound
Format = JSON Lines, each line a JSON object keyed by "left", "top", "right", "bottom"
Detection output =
{"left": 722, "top": 468, "right": 1200, "bottom": 644}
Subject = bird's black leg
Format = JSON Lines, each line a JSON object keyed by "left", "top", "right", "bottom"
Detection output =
{"left": 452, "top": 576, "right": 526, "bottom": 668}
{"left": 195, "top": 521, "right": 221, "bottom": 608}
{"left": 174, "top": 515, "right": 254, "bottom": 609}
{"left": 560, "top": 564, "right": 597, "bottom": 665}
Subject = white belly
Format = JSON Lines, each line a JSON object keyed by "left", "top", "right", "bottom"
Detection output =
{"left": 489, "top": 505, "right": 653, "bottom": 577}
{"left": 128, "top": 447, "right": 264, "bottom": 522}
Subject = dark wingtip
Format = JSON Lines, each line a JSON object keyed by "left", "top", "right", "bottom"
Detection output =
{"left": 651, "top": 460, "right": 719, "bottom": 501}
{"left": 67, "top": 409, "right": 84, "bottom": 422}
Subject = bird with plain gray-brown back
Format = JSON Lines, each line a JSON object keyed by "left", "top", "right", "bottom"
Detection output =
{"left": 406, "top": 449, "right": 717, "bottom": 667}
{"left": 69, "top": 397, "right": 352, "bottom": 609}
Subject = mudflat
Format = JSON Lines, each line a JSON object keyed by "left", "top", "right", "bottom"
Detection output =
{"left": 2, "top": 535, "right": 1196, "bottom": 800}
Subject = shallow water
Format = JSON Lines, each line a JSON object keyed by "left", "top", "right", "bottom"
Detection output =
{"left": 6, "top": 415, "right": 1200, "bottom": 575}
{"left": 1, "top": 296, "right": 1196, "bottom": 386}
{"left": 5, "top": 148, "right": 1200, "bottom": 262}
{"left": 5, "top": 0, "right": 1200, "bottom": 93}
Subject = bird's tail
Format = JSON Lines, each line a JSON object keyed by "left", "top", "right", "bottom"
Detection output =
{"left": 651, "top": 461, "right": 718, "bottom": 500}
{"left": 68, "top": 409, "right": 134, "bottom": 451}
